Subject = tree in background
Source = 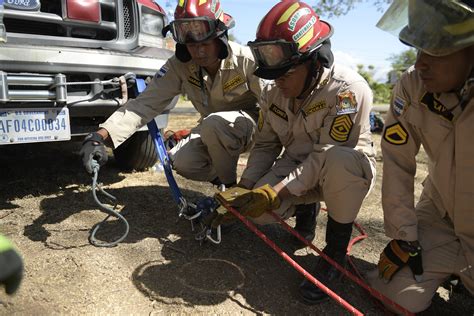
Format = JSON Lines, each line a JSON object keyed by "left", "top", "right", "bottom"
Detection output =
{"left": 311, "top": 0, "right": 390, "bottom": 17}
{"left": 357, "top": 64, "right": 391, "bottom": 104}
{"left": 387, "top": 48, "right": 417, "bottom": 83}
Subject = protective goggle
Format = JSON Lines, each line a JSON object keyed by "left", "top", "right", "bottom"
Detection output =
{"left": 247, "top": 40, "right": 302, "bottom": 69}
{"left": 169, "top": 17, "right": 219, "bottom": 44}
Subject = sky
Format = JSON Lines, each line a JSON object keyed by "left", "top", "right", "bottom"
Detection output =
{"left": 221, "top": 0, "right": 408, "bottom": 82}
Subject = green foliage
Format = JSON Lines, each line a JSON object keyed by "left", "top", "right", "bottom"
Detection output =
{"left": 311, "top": 0, "right": 390, "bottom": 17}
{"left": 389, "top": 48, "right": 417, "bottom": 72}
{"left": 357, "top": 64, "right": 391, "bottom": 104}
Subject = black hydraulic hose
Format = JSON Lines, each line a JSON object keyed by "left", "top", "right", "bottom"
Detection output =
{"left": 88, "top": 161, "right": 129, "bottom": 247}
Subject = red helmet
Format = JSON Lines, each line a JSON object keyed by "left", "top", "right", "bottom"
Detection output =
{"left": 248, "top": 1, "right": 333, "bottom": 79}
{"left": 169, "top": 0, "right": 235, "bottom": 44}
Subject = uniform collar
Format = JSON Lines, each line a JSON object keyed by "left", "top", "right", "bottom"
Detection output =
{"left": 315, "top": 65, "right": 332, "bottom": 90}
{"left": 221, "top": 42, "right": 236, "bottom": 70}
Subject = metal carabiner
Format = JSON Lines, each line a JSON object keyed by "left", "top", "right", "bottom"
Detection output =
{"left": 195, "top": 225, "right": 221, "bottom": 245}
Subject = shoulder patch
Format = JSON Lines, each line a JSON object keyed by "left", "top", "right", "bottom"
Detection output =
{"left": 155, "top": 65, "right": 169, "bottom": 79}
{"left": 383, "top": 122, "right": 409, "bottom": 145}
{"left": 420, "top": 92, "right": 454, "bottom": 121}
{"left": 336, "top": 91, "right": 358, "bottom": 115}
{"left": 188, "top": 76, "right": 201, "bottom": 88}
{"left": 393, "top": 96, "right": 407, "bottom": 116}
{"left": 223, "top": 75, "right": 245, "bottom": 92}
{"left": 269, "top": 103, "right": 288, "bottom": 121}
{"left": 302, "top": 100, "right": 326, "bottom": 117}
{"left": 257, "top": 110, "right": 264, "bottom": 131}
{"left": 330, "top": 114, "right": 353, "bottom": 142}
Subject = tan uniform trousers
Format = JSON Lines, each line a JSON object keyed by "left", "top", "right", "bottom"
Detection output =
{"left": 250, "top": 146, "right": 375, "bottom": 225}
{"left": 368, "top": 191, "right": 474, "bottom": 314}
{"left": 169, "top": 110, "right": 255, "bottom": 185}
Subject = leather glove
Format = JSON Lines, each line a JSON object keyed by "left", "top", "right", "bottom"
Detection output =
{"left": 214, "top": 184, "right": 281, "bottom": 218}
{"left": 378, "top": 239, "right": 423, "bottom": 283}
{"left": 80, "top": 132, "right": 108, "bottom": 174}
{"left": 0, "top": 235, "right": 23, "bottom": 295}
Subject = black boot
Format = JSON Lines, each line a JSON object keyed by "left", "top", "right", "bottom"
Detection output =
{"left": 292, "top": 202, "right": 320, "bottom": 247}
{"left": 299, "top": 216, "right": 353, "bottom": 304}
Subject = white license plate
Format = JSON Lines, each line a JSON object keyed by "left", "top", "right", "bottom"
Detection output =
{"left": 0, "top": 108, "right": 71, "bottom": 145}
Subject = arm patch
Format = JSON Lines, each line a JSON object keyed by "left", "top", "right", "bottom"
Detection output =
{"left": 330, "top": 114, "right": 353, "bottom": 142}
{"left": 383, "top": 122, "right": 409, "bottom": 145}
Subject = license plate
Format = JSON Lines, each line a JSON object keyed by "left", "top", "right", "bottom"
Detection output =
{"left": 0, "top": 108, "right": 71, "bottom": 145}
{"left": 4, "top": 0, "right": 41, "bottom": 11}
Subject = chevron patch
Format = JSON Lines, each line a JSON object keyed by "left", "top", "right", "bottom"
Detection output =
{"left": 330, "top": 114, "right": 353, "bottom": 142}
{"left": 383, "top": 122, "right": 409, "bottom": 145}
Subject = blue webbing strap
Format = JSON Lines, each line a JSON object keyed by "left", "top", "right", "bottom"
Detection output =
{"left": 135, "top": 79, "right": 184, "bottom": 205}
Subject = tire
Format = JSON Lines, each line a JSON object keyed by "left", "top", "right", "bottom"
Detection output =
{"left": 113, "top": 131, "right": 158, "bottom": 171}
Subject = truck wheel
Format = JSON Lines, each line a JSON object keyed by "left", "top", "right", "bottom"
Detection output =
{"left": 113, "top": 131, "right": 158, "bottom": 171}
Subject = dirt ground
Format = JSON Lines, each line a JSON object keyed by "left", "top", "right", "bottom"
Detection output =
{"left": 1, "top": 112, "right": 473, "bottom": 315}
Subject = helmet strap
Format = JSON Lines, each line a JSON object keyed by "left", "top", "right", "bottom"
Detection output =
{"left": 297, "top": 56, "right": 321, "bottom": 99}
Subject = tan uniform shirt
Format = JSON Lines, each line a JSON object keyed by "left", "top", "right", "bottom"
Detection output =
{"left": 101, "top": 41, "right": 263, "bottom": 148}
{"left": 381, "top": 66, "right": 474, "bottom": 278}
{"left": 242, "top": 64, "right": 376, "bottom": 197}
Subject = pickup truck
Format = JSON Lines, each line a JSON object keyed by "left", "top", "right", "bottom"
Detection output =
{"left": 0, "top": 0, "right": 177, "bottom": 170}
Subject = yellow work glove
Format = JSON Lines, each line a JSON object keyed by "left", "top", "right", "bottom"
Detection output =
{"left": 214, "top": 184, "right": 281, "bottom": 218}
{"left": 378, "top": 240, "right": 423, "bottom": 283}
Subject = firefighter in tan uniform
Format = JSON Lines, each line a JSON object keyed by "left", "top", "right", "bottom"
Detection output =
{"left": 80, "top": 0, "right": 262, "bottom": 187}
{"left": 214, "top": 1, "right": 376, "bottom": 304}
{"left": 368, "top": 0, "right": 474, "bottom": 313}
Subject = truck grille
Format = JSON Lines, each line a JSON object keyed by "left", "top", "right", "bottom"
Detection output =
{"left": 123, "top": 0, "right": 133, "bottom": 39}
{"left": 3, "top": 0, "right": 134, "bottom": 42}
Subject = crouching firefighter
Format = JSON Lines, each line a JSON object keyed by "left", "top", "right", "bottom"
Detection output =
{"left": 80, "top": 0, "right": 263, "bottom": 189}
{"left": 213, "top": 1, "right": 376, "bottom": 304}
{"left": 368, "top": 0, "right": 474, "bottom": 313}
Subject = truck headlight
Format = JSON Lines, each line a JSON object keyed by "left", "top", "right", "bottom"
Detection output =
{"left": 140, "top": 9, "right": 164, "bottom": 37}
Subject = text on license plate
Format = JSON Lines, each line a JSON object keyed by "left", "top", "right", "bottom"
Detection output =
{"left": 0, "top": 108, "right": 71, "bottom": 144}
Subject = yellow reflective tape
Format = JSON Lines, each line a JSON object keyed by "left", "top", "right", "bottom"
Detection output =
{"left": 297, "top": 27, "right": 314, "bottom": 48}
{"left": 199, "top": 0, "right": 207, "bottom": 6}
{"left": 444, "top": 18, "right": 474, "bottom": 35}
{"left": 277, "top": 2, "right": 300, "bottom": 25}
{"left": 178, "top": 0, "right": 185, "bottom": 7}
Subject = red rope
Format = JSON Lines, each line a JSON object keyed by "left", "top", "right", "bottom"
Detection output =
{"left": 223, "top": 204, "right": 364, "bottom": 316}
{"left": 269, "top": 211, "right": 414, "bottom": 316}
